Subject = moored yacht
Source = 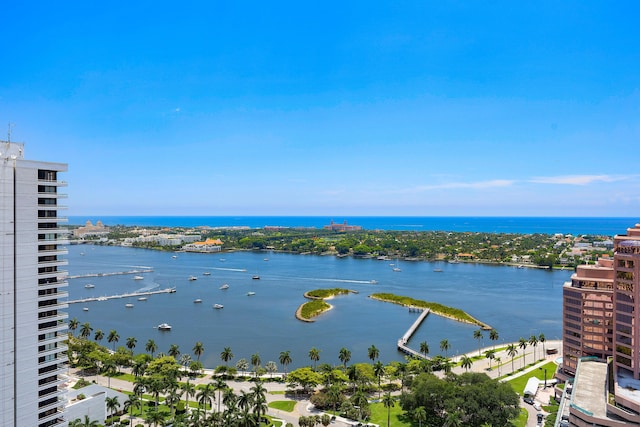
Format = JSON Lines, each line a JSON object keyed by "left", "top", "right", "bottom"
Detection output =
{"left": 157, "top": 323, "right": 172, "bottom": 331}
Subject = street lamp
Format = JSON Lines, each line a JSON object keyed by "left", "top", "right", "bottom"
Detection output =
{"left": 539, "top": 367, "right": 547, "bottom": 388}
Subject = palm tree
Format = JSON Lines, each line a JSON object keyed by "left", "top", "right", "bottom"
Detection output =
{"left": 539, "top": 333, "right": 546, "bottom": 356}
{"left": 413, "top": 406, "right": 427, "bottom": 427}
{"left": 518, "top": 337, "right": 528, "bottom": 368}
{"left": 102, "top": 358, "right": 117, "bottom": 387}
{"left": 368, "top": 344, "right": 379, "bottom": 363}
{"left": 93, "top": 329, "right": 104, "bottom": 345}
{"left": 439, "top": 339, "right": 450, "bottom": 358}
{"left": 69, "top": 415, "right": 99, "bottom": 427}
{"left": 489, "top": 329, "right": 499, "bottom": 349}
{"left": 419, "top": 341, "right": 429, "bottom": 358}
{"left": 251, "top": 381, "right": 268, "bottom": 425}
{"left": 165, "top": 385, "right": 182, "bottom": 418}
{"left": 507, "top": 343, "right": 518, "bottom": 373}
{"left": 485, "top": 349, "right": 496, "bottom": 370}
{"left": 126, "top": 336, "right": 137, "bottom": 355}
{"left": 193, "top": 341, "right": 205, "bottom": 362}
{"left": 146, "top": 339, "right": 157, "bottom": 358}
{"left": 197, "top": 382, "right": 215, "bottom": 413}
{"left": 213, "top": 377, "right": 227, "bottom": 414}
{"left": 529, "top": 335, "right": 539, "bottom": 361}
{"left": 338, "top": 347, "right": 351, "bottom": 368}
{"left": 460, "top": 355, "right": 473, "bottom": 372}
{"left": 279, "top": 350, "right": 292, "bottom": 378}
{"left": 145, "top": 409, "right": 164, "bottom": 427}
{"left": 123, "top": 394, "right": 141, "bottom": 424}
{"left": 373, "top": 361, "right": 385, "bottom": 398}
{"left": 236, "top": 358, "right": 249, "bottom": 374}
{"left": 168, "top": 344, "right": 180, "bottom": 359}
{"left": 250, "top": 352, "right": 262, "bottom": 376}
{"left": 396, "top": 362, "right": 408, "bottom": 394}
{"left": 179, "top": 353, "right": 192, "bottom": 374}
{"left": 308, "top": 347, "right": 320, "bottom": 370}
{"left": 181, "top": 380, "right": 196, "bottom": 413}
{"left": 79, "top": 322, "right": 92, "bottom": 340}
{"left": 473, "top": 329, "right": 484, "bottom": 357}
{"left": 382, "top": 392, "right": 394, "bottom": 427}
{"left": 220, "top": 346, "right": 234, "bottom": 368}
{"left": 68, "top": 317, "right": 79, "bottom": 337}
{"left": 105, "top": 395, "right": 120, "bottom": 421}
{"left": 495, "top": 356, "right": 502, "bottom": 376}
{"left": 107, "top": 329, "right": 119, "bottom": 353}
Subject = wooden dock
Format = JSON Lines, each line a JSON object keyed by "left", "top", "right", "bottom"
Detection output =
{"left": 68, "top": 287, "right": 176, "bottom": 304}
{"left": 68, "top": 269, "right": 154, "bottom": 279}
{"left": 397, "top": 308, "right": 431, "bottom": 358}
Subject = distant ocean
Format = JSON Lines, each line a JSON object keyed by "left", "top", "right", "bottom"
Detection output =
{"left": 68, "top": 216, "right": 639, "bottom": 236}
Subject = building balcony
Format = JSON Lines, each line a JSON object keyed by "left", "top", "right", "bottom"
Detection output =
{"left": 37, "top": 192, "right": 68, "bottom": 199}
{"left": 38, "top": 364, "right": 68, "bottom": 382}
{"left": 38, "top": 281, "right": 68, "bottom": 291}
{"left": 38, "top": 236, "right": 70, "bottom": 245}
{"left": 38, "top": 204, "right": 68, "bottom": 210}
{"left": 37, "top": 398, "right": 67, "bottom": 418}
{"left": 37, "top": 375, "right": 66, "bottom": 392}
{"left": 38, "top": 259, "right": 69, "bottom": 269}
{"left": 38, "top": 269, "right": 68, "bottom": 279}
{"left": 39, "top": 321, "right": 68, "bottom": 335}
{"left": 37, "top": 179, "right": 67, "bottom": 187}
{"left": 37, "top": 216, "right": 69, "bottom": 224}
{"left": 39, "top": 311, "right": 69, "bottom": 323}
{"left": 38, "top": 345, "right": 68, "bottom": 360}
{"left": 38, "top": 291, "right": 69, "bottom": 302}
{"left": 38, "top": 248, "right": 69, "bottom": 257}
{"left": 39, "top": 333, "right": 68, "bottom": 348}
{"left": 38, "top": 385, "right": 67, "bottom": 403}
{"left": 37, "top": 408, "right": 65, "bottom": 426}
{"left": 38, "top": 301, "right": 69, "bottom": 313}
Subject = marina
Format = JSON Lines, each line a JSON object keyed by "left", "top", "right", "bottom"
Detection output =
{"left": 68, "top": 287, "right": 176, "bottom": 304}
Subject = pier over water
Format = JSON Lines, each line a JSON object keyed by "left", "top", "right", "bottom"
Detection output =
{"left": 397, "top": 308, "right": 430, "bottom": 358}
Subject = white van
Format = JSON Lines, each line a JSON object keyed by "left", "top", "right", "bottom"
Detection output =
{"left": 533, "top": 402, "right": 542, "bottom": 411}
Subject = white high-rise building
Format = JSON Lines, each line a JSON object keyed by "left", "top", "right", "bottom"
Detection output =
{"left": 1, "top": 141, "right": 69, "bottom": 427}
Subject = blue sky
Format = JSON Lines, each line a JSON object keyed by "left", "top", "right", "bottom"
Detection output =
{"left": 2, "top": 1, "right": 639, "bottom": 216}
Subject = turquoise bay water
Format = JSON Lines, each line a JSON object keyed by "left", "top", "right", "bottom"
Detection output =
{"left": 68, "top": 215, "right": 638, "bottom": 236}
{"left": 68, "top": 245, "right": 570, "bottom": 369}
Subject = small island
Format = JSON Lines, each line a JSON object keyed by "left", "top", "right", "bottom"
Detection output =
{"left": 295, "top": 288, "right": 356, "bottom": 322}
{"left": 370, "top": 293, "right": 491, "bottom": 329}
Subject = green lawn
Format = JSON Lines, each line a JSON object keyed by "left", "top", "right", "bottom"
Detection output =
{"left": 507, "top": 361, "right": 557, "bottom": 395}
{"left": 268, "top": 400, "right": 296, "bottom": 412}
{"left": 368, "top": 401, "right": 411, "bottom": 427}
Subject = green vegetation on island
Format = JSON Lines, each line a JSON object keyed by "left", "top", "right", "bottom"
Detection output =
{"left": 296, "top": 299, "right": 331, "bottom": 322}
{"left": 370, "top": 293, "right": 490, "bottom": 329}
{"left": 305, "top": 288, "right": 353, "bottom": 299}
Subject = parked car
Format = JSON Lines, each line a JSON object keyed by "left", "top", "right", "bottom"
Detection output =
{"left": 523, "top": 396, "right": 534, "bottom": 405}
{"left": 533, "top": 402, "right": 542, "bottom": 411}
{"left": 537, "top": 413, "right": 544, "bottom": 423}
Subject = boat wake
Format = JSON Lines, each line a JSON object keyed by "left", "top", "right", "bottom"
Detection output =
{"left": 136, "top": 284, "right": 160, "bottom": 292}
{"left": 301, "top": 277, "right": 374, "bottom": 285}
{"left": 211, "top": 267, "right": 248, "bottom": 272}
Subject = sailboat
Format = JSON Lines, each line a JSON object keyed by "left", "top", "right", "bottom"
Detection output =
{"left": 393, "top": 259, "right": 401, "bottom": 272}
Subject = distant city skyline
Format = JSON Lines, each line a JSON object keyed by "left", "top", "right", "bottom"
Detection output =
{"left": 2, "top": 2, "right": 639, "bottom": 216}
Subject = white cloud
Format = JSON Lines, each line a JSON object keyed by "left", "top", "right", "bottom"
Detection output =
{"left": 529, "top": 175, "right": 633, "bottom": 185}
{"left": 404, "top": 179, "right": 515, "bottom": 193}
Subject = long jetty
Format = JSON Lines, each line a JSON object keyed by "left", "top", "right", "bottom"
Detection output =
{"left": 397, "top": 308, "right": 431, "bottom": 358}
{"left": 69, "top": 269, "right": 154, "bottom": 279}
{"left": 68, "top": 287, "right": 176, "bottom": 304}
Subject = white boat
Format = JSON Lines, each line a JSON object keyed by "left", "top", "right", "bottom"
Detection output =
{"left": 137, "top": 297, "right": 148, "bottom": 301}
{"left": 188, "top": 276, "right": 198, "bottom": 281}
{"left": 370, "top": 280, "right": 378, "bottom": 284}
{"left": 157, "top": 323, "right": 172, "bottom": 331}
{"left": 194, "top": 299, "right": 202, "bottom": 303}
{"left": 172, "top": 255, "right": 178, "bottom": 259}
{"left": 393, "top": 267, "right": 401, "bottom": 272}
{"left": 82, "top": 307, "right": 89, "bottom": 311}
{"left": 264, "top": 258, "right": 269, "bottom": 261}
{"left": 203, "top": 272, "right": 211, "bottom": 276}
{"left": 433, "top": 268, "right": 443, "bottom": 272}
{"left": 219, "top": 284, "right": 229, "bottom": 290}
{"left": 133, "top": 276, "right": 144, "bottom": 280}
{"left": 252, "top": 275, "right": 260, "bottom": 280}
{"left": 125, "top": 303, "right": 134, "bottom": 308}
{"left": 213, "top": 303, "right": 224, "bottom": 309}
{"left": 247, "top": 292, "right": 256, "bottom": 296}
{"left": 84, "top": 284, "right": 95, "bottom": 289}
